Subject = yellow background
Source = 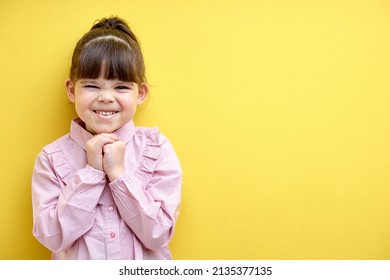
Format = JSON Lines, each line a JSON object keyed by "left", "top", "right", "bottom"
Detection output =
{"left": 1, "top": 0, "right": 390, "bottom": 259}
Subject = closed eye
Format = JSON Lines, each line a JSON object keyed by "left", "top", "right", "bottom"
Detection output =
{"left": 115, "top": 86, "right": 131, "bottom": 90}
{"left": 84, "top": 85, "right": 99, "bottom": 89}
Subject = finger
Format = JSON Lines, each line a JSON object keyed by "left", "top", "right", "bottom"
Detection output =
{"left": 99, "top": 133, "right": 120, "bottom": 140}
{"left": 102, "top": 143, "right": 113, "bottom": 153}
{"left": 88, "top": 134, "right": 119, "bottom": 148}
{"left": 92, "top": 133, "right": 119, "bottom": 143}
{"left": 103, "top": 141, "right": 125, "bottom": 155}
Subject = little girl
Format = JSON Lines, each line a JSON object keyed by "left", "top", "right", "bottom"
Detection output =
{"left": 32, "top": 16, "right": 182, "bottom": 260}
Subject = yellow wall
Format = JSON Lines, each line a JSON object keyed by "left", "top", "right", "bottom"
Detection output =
{"left": 1, "top": 0, "right": 390, "bottom": 259}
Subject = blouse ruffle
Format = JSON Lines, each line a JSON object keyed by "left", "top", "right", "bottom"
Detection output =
{"left": 42, "top": 136, "right": 76, "bottom": 186}
{"left": 134, "top": 127, "right": 162, "bottom": 189}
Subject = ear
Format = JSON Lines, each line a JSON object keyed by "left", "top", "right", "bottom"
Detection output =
{"left": 137, "top": 83, "right": 149, "bottom": 105}
{"left": 65, "top": 78, "right": 76, "bottom": 103}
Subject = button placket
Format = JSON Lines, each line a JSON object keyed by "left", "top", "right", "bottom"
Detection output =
{"left": 105, "top": 204, "right": 121, "bottom": 258}
{"left": 106, "top": 205, "right": 117, "bottom": 239}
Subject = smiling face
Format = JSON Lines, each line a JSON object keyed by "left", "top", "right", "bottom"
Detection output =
{"left": 66, "top": 78, "right": 148, "bottom": 134}
{"left": 66, "top": 18, "right": 149, "bottom": 134}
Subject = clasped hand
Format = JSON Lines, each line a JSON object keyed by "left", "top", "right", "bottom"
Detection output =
{"left": 86, "top": 133, "right": 126, "bottom": 182}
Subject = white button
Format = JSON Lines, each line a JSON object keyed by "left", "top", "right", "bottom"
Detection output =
{"left": 108, "top": 206, "right": 114, "bottom": 212}
{"left": 110, "top": 232, "right": 116, "bottom": 239}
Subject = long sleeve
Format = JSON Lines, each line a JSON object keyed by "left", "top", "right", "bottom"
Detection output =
{"left": 109, "top": 133, "right": 182, "bottom": 251}
{"left": 32, "top": 150, "right": 106, "bottom": 253}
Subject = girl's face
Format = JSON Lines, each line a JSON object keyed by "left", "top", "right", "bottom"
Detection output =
{"left": 66, "top": 77, "right": 148, "bottom": 134}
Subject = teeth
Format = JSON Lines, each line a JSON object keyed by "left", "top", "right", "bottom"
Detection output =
{"left": 95, "top": 111, "right": 117, "bottom": 116}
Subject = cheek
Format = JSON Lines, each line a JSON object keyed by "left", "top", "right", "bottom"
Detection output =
{"left": 118, "top": 97, "right": 138, "bottom": 110}
{"left": 75, "top": 96, "right": 93, "bottom": 110}
{"left": 74, "top": 102, "right": 85, "bottom": 114}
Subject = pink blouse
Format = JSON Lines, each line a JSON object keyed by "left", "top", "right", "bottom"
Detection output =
{"left": 32, "top": 118, "right": 182, "bottom": 260}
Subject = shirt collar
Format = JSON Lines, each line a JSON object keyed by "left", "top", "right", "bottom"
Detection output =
{"left": 70, "top": 118, "right": 136, "bottom": 151}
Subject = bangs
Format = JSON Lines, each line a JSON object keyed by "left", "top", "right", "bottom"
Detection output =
{"left": 76, "top": 38, "right": 139, "bottom": 82}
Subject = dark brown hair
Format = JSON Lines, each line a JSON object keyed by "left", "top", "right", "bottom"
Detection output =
{"left": 69, "top": 16, "right": 146, "bottom": 84}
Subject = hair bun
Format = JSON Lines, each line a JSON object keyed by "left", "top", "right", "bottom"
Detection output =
{"left": 91, "top": 16, "right": 139, "bottom": 43}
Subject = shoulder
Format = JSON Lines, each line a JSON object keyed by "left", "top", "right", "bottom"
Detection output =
{"left": 35, "top": 133, "right": 78, "bottom": 183}
{"left": 135, "top": 125, "right": 163, "bottom": 144}
{"left": 134, "top": 125, "right": 181, "bottom": 168}
{"left": 134, "top": 125, "right": 174, "bottom": 152}
{"left": 41, "top": 134, "right": 72, "bottom": 155}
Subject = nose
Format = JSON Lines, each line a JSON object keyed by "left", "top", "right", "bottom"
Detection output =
{"left": 98, "top": 90, "right": 115, "bottom": 103}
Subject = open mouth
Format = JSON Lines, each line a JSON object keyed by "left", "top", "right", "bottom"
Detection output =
{"left": 93, "top": 110, "right": 119, "bottom": 116}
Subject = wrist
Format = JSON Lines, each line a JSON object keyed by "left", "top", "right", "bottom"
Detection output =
{"left": 76, "top": 165, "right": 107, "bottom": 183}
{"left": 107, "top": 167, "right": 125, "bottom": 182}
